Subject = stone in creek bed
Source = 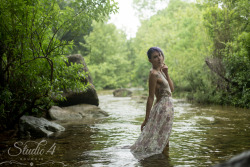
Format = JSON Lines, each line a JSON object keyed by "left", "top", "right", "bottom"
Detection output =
{"left": 213, "top": 150, "right": 250, "bottom": 167}
{"left": 54, "top": 54, "right": 99, "bottom": 106}
{"left": 48, "top": 104, "right": 109, "bottom": 121}
{"left": 19, "top": 116, "right": 65, "bottom": 138}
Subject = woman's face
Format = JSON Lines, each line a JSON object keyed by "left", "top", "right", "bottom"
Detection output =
{"left": 149, "top": 51, "right": 164, "bottom": 67}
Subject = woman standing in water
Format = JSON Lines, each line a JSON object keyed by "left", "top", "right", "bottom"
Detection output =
{"left": 130, "top": 47, "right": 174, "bottom": 160}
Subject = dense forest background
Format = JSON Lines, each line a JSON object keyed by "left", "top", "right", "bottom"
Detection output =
{"left": 84, "top": 0, "right": 249, "bottom": 108}
{"left": 0, "top": 0, "right": 249, "bottom": 130}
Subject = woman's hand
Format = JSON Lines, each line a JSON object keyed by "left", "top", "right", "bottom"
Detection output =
{"left": 141, "top": 120, "right": 147, "bottom": 131}
{"left": 161, "top": 63, "right": 168, "bottom": 74}
{"left": 161, "top": 63, "right": 174, "bottom": 92}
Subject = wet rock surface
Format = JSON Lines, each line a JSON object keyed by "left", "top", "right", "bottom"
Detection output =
{"left": 48, "top": 104, "right": 109, "bottom": 121}
{"left": 213, "top": 150, "right": 250, "bottom": 167}
{"left": 19, "top": 116, "right": 65, "bottom": 138}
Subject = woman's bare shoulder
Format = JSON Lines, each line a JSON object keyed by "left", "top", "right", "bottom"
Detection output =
{"left": 149, "top": 69, "right": 160, "bottom": 78}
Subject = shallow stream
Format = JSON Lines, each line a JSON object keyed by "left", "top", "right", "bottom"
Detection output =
{"left": 0, "top": 90, "right": 250, "bottom": 167}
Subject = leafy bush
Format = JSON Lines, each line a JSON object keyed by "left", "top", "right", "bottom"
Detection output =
{"left": 0, "top": 0, "right": 117, "bottom": 130}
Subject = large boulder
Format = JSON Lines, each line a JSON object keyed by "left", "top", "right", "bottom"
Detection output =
{"left": 48, "top": 106, "right": 82, "bottom": 120}
{"left": 66, "top": 54, "right": 93, "bottom": 84}
{"left": 19, "top": 116, "right": 65, "bottom": 138}
{"left": 57, "top": 54, "right": 99, "bottom": 106}
{"left": 213, "top": 150, "right": 250, "bottom": 167}
{"left": 113, "top": 88, "right": 132, "bottom": 97}
{"left": 48, "top": 104, "right": 109, "bottom": 121}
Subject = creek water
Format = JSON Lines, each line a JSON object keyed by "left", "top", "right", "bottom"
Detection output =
{"left": 0, "top": 89, "right": 250, "bottom": 167}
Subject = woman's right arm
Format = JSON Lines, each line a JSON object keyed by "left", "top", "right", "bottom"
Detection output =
{"left": 141, "top": 72, "right": 157, "bottom": 131}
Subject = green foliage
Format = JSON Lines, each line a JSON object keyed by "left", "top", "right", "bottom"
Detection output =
{"left": 129, "top": 0, "right": 249, "bottom": 108}
{"left": 58, "top": 0, "right": 119, "bottom": 55}
{"left": 0, "top": 0, "right": 117, "bottom": 130}
{"left": 131, "top": 0, "right": 211, "bottom": 91}
{"left": 202, "top": 0, "right": 250, "bottom": 108}
{"left": 83, "top": 21, "right": 131, "bottom": 89}
{"left": 132, "top": 0, "right": 169, "bottom": 19}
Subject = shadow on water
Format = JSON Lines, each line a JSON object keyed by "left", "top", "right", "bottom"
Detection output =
{"left": 139, "top": 154, "right": 172, "bottom": 167}
{"left": 0, "top": 89, "right": 250, "bottom": 166}
{"left": 138, "top": 146, "right": 173, "bottom": 167}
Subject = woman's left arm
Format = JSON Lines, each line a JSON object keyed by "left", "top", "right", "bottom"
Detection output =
{"left": 162, "top": 64, "right": 174, "bottom": 92}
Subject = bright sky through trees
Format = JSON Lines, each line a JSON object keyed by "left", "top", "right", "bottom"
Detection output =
{"left": 108, "top": 0, "right": 140, "bottom": 39}
{"left": 108, "top": 0, "right": 195, "bottom": 39}
{"left": 108, "top": 0, "right": 169, "bottom": 39}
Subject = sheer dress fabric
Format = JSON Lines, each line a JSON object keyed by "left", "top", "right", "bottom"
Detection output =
{"left": 130, "top": 70, "right": 174, "bottom": 160}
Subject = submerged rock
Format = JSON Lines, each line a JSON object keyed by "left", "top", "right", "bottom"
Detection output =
{"left": 48, "top": 104, "right": 109, "bottom": 121}
{"left": 213, "top": 150, "right": 250, "bottom": 167}
{"left": 19, "top": 116, "right": 65, "bottom": 138}
{"left": 113, "top": 88, "right": 132, "bottom": 97}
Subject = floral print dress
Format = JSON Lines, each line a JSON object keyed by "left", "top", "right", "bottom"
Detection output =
{"left": 130, "top": 70, "right": 174, "bottom": 160}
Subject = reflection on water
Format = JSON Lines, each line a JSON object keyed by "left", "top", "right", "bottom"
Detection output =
{"left": 0, "top": 90, "right": 250, "bottom": 167}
